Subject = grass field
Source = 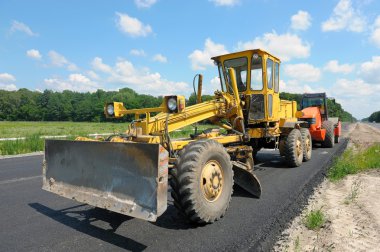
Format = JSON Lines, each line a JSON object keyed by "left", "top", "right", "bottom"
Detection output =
{"left": 0, "top": 121, "right": 129, "bottom": 138}
{"left": 0, "top": 121, "right": 216, "bottom": 155}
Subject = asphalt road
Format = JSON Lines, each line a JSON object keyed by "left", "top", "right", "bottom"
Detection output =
{"left": 366, "top": 122, "right": 380, "bottom": 130}
{"left": 0, "top": 139, "right": 347, "bottom": 252}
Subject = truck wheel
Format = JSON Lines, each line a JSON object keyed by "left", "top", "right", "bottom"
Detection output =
{"left": 322, "top": 121, "right": 334, "bottom": 148}
{"left": 284, "top": 129, "right": 303, "bottom": 167}
{"left": 279, "top": 139, "right": 286, "bottom": 156}
{"left": 335, "top": 135, "right": 340, "bottom": 143}
{"left": 169, "top": 139, "right": 233, "bottom": 224}
{"left": 300, "top": 128, "right": 312, "bottom": 162}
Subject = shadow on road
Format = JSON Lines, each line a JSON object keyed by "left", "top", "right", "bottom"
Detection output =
{"left": 152, "top": 204, "right": 200, "bottom": 230}
{"left": 254, "top": 152, "right": 291, "bottom": 170}
{"left": 29, "top": 203, "right": 147, "bottom": 251}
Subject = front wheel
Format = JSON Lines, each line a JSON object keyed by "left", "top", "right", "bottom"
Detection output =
{"left": 284, "top": 129, "right": 303, "bottom": 167}
{"left": 335, "top": 135, "right": 340, "bottom": 143}
{"left": 170, "top": 139, "right": 233, "bottom": 224}
{"left": 322, "top": 121, "right": 335, "bottom": 148}
{"left": 300, "top": 128, "right": 312, "bottom": 162}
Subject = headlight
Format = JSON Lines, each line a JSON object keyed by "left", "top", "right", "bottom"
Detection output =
{"left": 167, "top": 97, "right": 177, "bottom": 112}
{"left": 107, "top": 104, "right": 114, "bottom": 115}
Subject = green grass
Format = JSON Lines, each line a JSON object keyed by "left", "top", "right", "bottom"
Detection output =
{"left": 328, "top": 144, "right": 380, "bottom": 181}
{"left": 303, "top": 209, "right": 325, "bottom": 230}
{"left": 0, "top": 121, "right": 128, "bottom": 138}
{"left": 293, "top": 236, "right": 301, "bottom": 252}
{"left": 0, "top": 121, "right": 217, "bottom": 155}
{"left": 344, "top": 180, "right": 361, "bottom": 205}
{"left": 0, "top": 134, "right": 44, "bottom": 155}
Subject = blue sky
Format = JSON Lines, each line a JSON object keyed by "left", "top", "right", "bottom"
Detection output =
{"left": 1, "top": 0, "right": 380, "bottom": 119}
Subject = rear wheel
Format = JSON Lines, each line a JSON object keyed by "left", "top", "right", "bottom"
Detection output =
{"left": 300, "top": 128, "right": 312, "bottom": 162}
{"left": 335, "top": 135, "right": 340, "bottom": 143}
{"left": 284, "top": 129, "right": 303, "bottom": 167}
{"left": 322, "top": 121, "right": 334, "bottom": 148}
{"left": 279, "top": 139, "right": 286, "bottom": 156}
{"left": 169, "top": 139, "right": 233, "bottom": 224}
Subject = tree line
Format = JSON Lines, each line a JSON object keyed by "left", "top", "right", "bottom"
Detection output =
{"left": 363, "top": 111, "right": 380, "bottom": 123}
{"left": 0, "top": 88, "right": 162, "bottom": 122}
{"left": 280, "top": 92, "right": 356, "bottom": 122}
{"left": 0, "top": 88, "right": 355, "bottom": 122}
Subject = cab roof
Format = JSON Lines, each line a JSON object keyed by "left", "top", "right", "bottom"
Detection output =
{"left": 211, "top": 49, "right": 281, "bottom": 63}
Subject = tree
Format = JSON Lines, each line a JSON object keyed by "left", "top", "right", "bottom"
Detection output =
{"left": 368, "top": 111, "right": 380, "bottom": 123}
{"left": 0, "top": 88, "right": 356, "bottom": 123}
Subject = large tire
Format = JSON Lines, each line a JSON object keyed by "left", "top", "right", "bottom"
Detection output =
{"left": 284, "top": 129, "right": 303, "bottom": 167}
{"left": 322, "top": 121, "right": 334, "bottom": 148}
{"left": 335, "top": 135, "right": 340, "bottom": 143}
{"left": 279, "top": 139, "right": 286, "bottom": 156}
{"left": 169, "top": 139, "right": 233, "bottom": 224}
{"left": 300, "top": 128, "right": 312, "bottom": 162}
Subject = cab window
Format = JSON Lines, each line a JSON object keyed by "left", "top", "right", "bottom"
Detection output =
{"left": 274, "top": 62, "right": 279, "bottom": 93}
{"left": 251, "top": 54, "right": 263, "bottom": 91}
{"left": 218, "top": 64, "right": 228, "bottom": 92}
{"left": 267, "top": 58, "right": 273, "bottom": 89}
{"left": 224, "top": 57, "right": 248, "bottom": 92}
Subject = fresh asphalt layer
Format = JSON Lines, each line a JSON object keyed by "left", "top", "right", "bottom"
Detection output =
{"left": 0, "top": 138, "right": 348, "bottom": 252}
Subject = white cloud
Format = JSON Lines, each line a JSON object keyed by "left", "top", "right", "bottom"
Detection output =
{"left": 206, "top": 76, "right": 222, "bottom": 94}
{"left": 153, "top": 54, "right": 167, "bottom": 63}
{"left": 237, "top": 32, "right": 310, "bottom": 62}
{"left": 91, "top": 57, "right": 113, "bottom": 73}
{"left": 0, "top": 84, "right": 17, "bottom": 91}
{"left": 130, "top": 49, "right": 146, "bottom": 57}
{"left": 321, "top": 0, "right": 366, "bottom": 32}
{"left": 48, "top": 50, "right": 78, "bottom": 71}
{"left": 210, "top": 0, "right": 240, "bottom": 7}
{"left": 284, "top": 63, "right": 321, "bottom": 82}
{"left": 90, "top": 57, "right": 190, "bottom": 95}
{"left": 87, "top": 70, "right": 100, "bottom": 80}
{"left": 135, "top": 0, "right": 157, "bottom": 8}
{"left": 10, "top": 20, "right": 38, "bottom": 36}
{"left": 280, "top": 79, "right": 326, "bottom": 94}
{"left": 189, "top": 38, "right": 228, "bottom": 70}
{"left": 44, "top": 73, "right": 100, "bottom": 92}
{"left": 0, "top": 73, "right": 16, "bottom": 82}
{"left": 26, "top": 49, "right": 42, "bottom": 60}
{"left": 333, "top": 78, "right": 380, "bottom": 96}
{"left": 359, "top": 56, "right": 380, "bottom": 84}
{"left": 116, "top": 12, "right": 152, "bottom": 37}
{"left": 0, "top": 73, "right": 17, "bottom": 91}
{"left": 291, "top": 10, "right": 312, "bottom": 31}
{"left": 370, "top": 16, "right": 380, "bottom": 48}
{"left": 324, "top": 60, "right": 354, "bottom": 74}
{"left": 330, "top": 78, "right": 380, "bottom": 119}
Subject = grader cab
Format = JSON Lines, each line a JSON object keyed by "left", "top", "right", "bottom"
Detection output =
{"left": 43, "top": 49, "right": 311, "bottom": 224}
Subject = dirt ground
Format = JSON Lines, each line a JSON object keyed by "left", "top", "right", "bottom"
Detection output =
{"left": 274, "top": 123, "right": 380, "bottom": 252}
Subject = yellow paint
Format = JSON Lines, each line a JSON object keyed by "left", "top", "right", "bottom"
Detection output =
{"left": 103, "top": 49, "right": 304, "bottom": 152}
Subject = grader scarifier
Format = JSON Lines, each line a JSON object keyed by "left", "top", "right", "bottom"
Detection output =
{"left": 43, "top": 49, "right": 313, "bottom": 224}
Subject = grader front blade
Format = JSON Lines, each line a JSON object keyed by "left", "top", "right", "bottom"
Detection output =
{"left": 42, "top": 140, "right": 169, "bottom": 222}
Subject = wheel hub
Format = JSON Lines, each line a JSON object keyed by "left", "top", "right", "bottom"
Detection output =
{"left": 201, "top": 160, "right": 223, "bottom": 202}
{"left": 305, "top": 137, "right": 311, "bottom": 153}
{"left": 296, "top": 139, "right": 302, "bottom": 157}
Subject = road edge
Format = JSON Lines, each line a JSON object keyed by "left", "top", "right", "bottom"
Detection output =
{"left": 0, "top": 152, "right": 43, "bottom": 160}
{"left": 250, "top": 139, "right": 349, "bottom": 251}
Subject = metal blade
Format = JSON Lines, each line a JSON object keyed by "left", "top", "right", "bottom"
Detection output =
{"left": 43, "top": 140, "right": 169, "bottom": 222}
{"left": 232, "top": 161, "right": 261, "bottom": 198}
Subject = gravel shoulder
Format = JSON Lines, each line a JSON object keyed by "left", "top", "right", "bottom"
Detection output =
{"left": 273, "top": 123, "right": 380, "bottom": 252}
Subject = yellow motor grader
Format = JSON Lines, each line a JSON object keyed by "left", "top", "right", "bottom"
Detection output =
{"left": 43, "top": 49, "right": 312, "bottom": 224}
